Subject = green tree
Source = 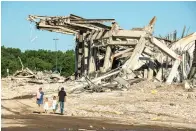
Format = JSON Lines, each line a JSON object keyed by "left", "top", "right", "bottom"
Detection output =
{"left": 1, "top": 46, "right": 75, "bottom": 77}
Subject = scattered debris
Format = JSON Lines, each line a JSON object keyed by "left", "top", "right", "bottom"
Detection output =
{"left": 6, "top": 68, "right": 68, "bottom": 89}
{"left": 13, "top": 67, "right": 35, "bottom": 78}
{"left": 2, "top": 13, "right": 196, "bottom": 131}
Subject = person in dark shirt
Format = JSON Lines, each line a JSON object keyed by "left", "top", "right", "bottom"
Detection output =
{"left": 58, "top": 87, "right": 67, "bottom": 115}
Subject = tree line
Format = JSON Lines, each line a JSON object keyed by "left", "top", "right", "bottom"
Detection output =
{"left": 1, "top": 46, "right": 75, "bottom": 77}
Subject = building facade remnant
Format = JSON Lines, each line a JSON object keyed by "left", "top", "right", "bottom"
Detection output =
{"left": 27, "top": 14, "right": 196, "bottom": 91}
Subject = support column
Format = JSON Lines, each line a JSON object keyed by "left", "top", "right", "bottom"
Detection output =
{"left": 88, "top": 30, "right": 97, "bottom": 74}
{"left": 155, "top": 53, "right": 164, "bottom": 82}
{"left": 122, "top": 37, "right": 146, "bottom": 73}
{"left": 182, "top": 52, "right": 187, "bottom": 79}
{"left": 78, "top": 32, "right": 83, "bottom": 78}
{"left": 81, "top": 33, "right": 85, "bottom": 76}
{"left": 148, "top": 59, "right": 154, "bottom": 80}
{"left": 102, "top": 46, "right": 112, "bottom": 72}
{"left": 88, "top": 47, "right": 96, "bottom": 74}
{"left": 75, "top": 41, "right": 79, "bottom": 79}
{"left": 94, "top": 47, "right": 98, "bottom": 71}
{"left": 87, "top": 39, "right": 91, "bottom": 75}
{"left": 166, "top": 59, "right": 181, "bottom": 84}
{"left": 144, "top": 69, "right": 148, "bottom": 79}
{"left": 155, "top": 68, "right": 163, "bottom": 82}
{"left": 188, "top": 41, "right": 196, "bottom": 79}
{"left": 83, "top": 33, "right": 89, "bottom": 75}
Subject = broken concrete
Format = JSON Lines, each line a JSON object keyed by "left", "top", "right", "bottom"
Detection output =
{"left": 26, "top": 14, "right": 196, "bottom": 92}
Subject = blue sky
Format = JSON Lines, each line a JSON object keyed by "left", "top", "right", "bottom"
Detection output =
{"left": 1, "top": 1, "right": 196, "bottom": 52}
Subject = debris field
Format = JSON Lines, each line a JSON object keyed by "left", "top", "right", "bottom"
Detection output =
{"left": 1, "top": 14, "right": 196, "bottom": 130}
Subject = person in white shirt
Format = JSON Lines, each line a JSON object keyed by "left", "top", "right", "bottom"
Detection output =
{"left": 43, "top": 97, "right": 49, "bottom": 113}
{"left": 52, "top": 96, "right": 58, "bottom": 113}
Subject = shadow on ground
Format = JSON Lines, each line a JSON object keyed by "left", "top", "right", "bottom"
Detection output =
{"left": 2, "top": 114, "right": 194, "bottom": 131}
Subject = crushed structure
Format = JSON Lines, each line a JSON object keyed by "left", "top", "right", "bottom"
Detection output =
{"left": 7, "top": 56, "right": 67, "bottom": 85}
{"left": 10, "top": 68, "right": 66, "bottom": 86}
{"left": 27, "top": 14, "right": 196, "bottom": 92}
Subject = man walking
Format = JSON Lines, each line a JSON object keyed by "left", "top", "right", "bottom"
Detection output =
{"left": 58, "top": 87, "right": 67, "bottom": 115}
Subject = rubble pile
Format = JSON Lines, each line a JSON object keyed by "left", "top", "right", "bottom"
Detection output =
{"left": 9, "top": 68, "right": 67, "bottom": 87}
{"left": 26, "top": 14, "right": 196, "bottom": 93}
{"left": 13, "top": 67, "right": 35, "bottom": 78}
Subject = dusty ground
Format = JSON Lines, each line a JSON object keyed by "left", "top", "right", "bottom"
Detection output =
{"left": 1, "top": 79, "right": 196, "bottom": 130}
{"left": 2, "top": 114, "right": 195, "bottom": 131}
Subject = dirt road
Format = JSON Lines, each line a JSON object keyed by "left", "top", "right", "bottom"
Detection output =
{"left": 2, "top": 113, "right": 194, "bottom": 131}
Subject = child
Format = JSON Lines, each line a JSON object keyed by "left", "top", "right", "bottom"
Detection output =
{"left": 52, "top": 96, "right": 58, "bottom": 113}
{"left": 44, "top": 97, "right": 49, "bottom": 113}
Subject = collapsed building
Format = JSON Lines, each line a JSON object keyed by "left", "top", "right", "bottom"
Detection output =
{"left": 27, "top": 14, "right": 196, "bottom": 91}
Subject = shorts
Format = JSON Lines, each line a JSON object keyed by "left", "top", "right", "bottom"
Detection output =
{"left": 37, "top": 99, "right": 43, "bottom": 105}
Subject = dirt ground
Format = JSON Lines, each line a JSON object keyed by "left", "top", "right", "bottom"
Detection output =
{"left": 1, "top": 79, "right": 196, "bottom": 130}
{"left": 2, "top": 114, "right": 195, "bottom": 131}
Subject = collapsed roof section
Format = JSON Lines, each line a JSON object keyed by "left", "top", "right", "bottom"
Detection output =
{"left": 27, "top": 14, "right": 156, "bottom": 36}
{"left": 27, "top": 14, "right": 115, "bottom": 35}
